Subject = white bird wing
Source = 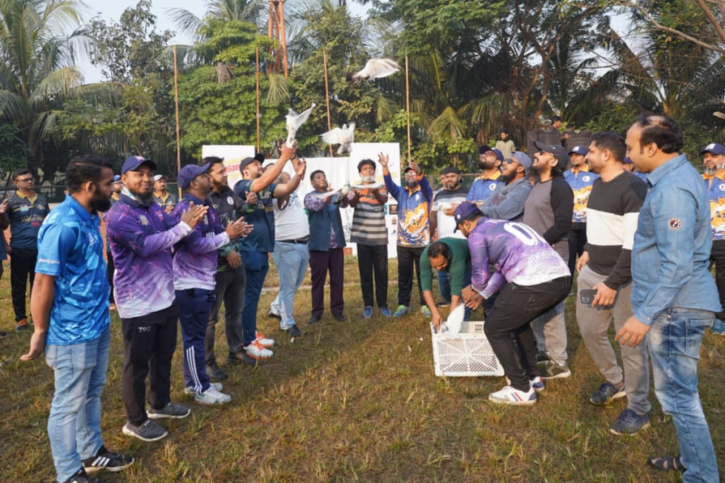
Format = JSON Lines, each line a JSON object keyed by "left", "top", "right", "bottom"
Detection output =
{"left": 342, "top": 122, "right": 355, "bottom": 143}
{"left": 442, "top": 304, "right": 465, "bottom": 340}
{"left": 320, "top": 127, "right": 344, "bottom": 145}
{"left": 354, "top": 58, "right": 400, "bottom": 80}
{"left": 310, "top": 189, "right": 340, "bottom": 200}
{"left": 351, "top": 182, "right": 384, "bottom": 191}
{"left": 294, "top": 104, "right": 316, "bottom": 129}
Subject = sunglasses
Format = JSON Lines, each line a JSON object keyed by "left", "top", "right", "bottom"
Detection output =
{"left": 504, "top": 158, "right": 519, "bottom": 165}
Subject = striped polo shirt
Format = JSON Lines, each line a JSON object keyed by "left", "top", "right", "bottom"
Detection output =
{"left": 351, "top": 185, "right": 388, "bottom": 246}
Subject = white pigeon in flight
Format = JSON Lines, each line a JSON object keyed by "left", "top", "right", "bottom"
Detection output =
{"left": 320, "top": 122, "right": 356, "bottom": 154}
{"left": 348, "top": 58, "right": 400, "bottom": 84}
{"left": 285, "top": 103, "right": 316, "bottom": 148}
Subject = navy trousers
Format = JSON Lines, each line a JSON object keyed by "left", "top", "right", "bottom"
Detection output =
{"left": 176, "top": 288, "right": 215, "bottom": 394}
{"left": 241, "top": 251, "right": 270, "bottom": 346}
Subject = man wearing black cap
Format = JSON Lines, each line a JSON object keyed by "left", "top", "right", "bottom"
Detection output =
{"left": 431, "top": 166, "right": 468, "bottom": 305}
{"left": 466, "top": 146, "right": 502, "bottom": 205}
{"left": 172, "top": 164, "right": 250, "bottom": 405}
{"left": 234, "top": 143, "right": 305, "bottom": 359}
{"left": 108, "top": 156, "right": 207, "bottom": 442}
{"left": 564, "top": 145, "right": 599, "bottom": 275}
{"left": 495, "top": 130, "right": 516, "bottom": 159}
{"left": 479, "top": 151, "right": 533, "bottom": 222}
{"left": 702, "top": 142, "right": 725, "bottom": 334}
{"left": 526, "top": 141, "right": 574, "bottom": 379}
{"left": 153, "top": 174, "right": 177, "bottom": 214}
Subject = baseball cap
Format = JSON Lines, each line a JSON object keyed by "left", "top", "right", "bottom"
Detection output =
{"left": 112, "top": 175, "right": 121, "bottom": 182}
{"left": 441, "top": 166, "right": 461, "bottom": 175}
{"left": 453, "top": 202, "right": 481, "bottom": 232}
{"left": 238, "top": 156, "right": 259, "bottom": 173}
{"left": 178, "top": 163, "right": 210, "bottom": 190}
{"left": 478, "top": 144, "right": 493, "bottom": 155}
{"left": 569, "top": 145, "right": 588, "bottom": 156}
{"left": 254, "top": 153, "right": 265, "bottom": 163}
{"left": 404, "top": 166, "right": 417, "bottom": 173}
{"left": 153, "top": 174, "right": 167, "bottom": 182}
{"left": 491, "top": 148, "right": 504, "bottom": 162}
{"left": 534, "top": 141, "right": 569, "bottom": 170}
{"left": 701, "top": 143, "right": 725, "bottom": 156}
{"left": 122, "top": 156, "right": 157, "bottom": 174}
{"left": 623, "top": 157, "right": 633, "bottom": 165}
{"left": 507, "top": 151, "right": 532, "bottom": 169}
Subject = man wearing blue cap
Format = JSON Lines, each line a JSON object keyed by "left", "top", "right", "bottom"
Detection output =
{"left": 701, "top": 142, "right": 725, "bottom": 335}
{"left": 172, "top": 163, "right": 251, "bottom": 405}
{"left": 454, "top": 203, "right": 571, "bottom": 405}
{"left": 564, "top": 145, "right": 599, "bottom": 275}
{"left": 623, "top": 157, "right": 647, "bottom": 182}
{"left": 479, "top": 151, "right": 533, "bottom": 222}
{"left": 234, "top": 143, "right": 305, "bottom": 359}
{"left": 108, "top": 155, "right": 207, "bottom": 442}
{"left": 466, "top": 146, "right": 503, "bottom": 205}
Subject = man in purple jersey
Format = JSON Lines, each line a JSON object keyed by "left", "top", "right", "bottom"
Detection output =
{"left": 453, "top": 203, "right": 571, "bottom": 406}
{"left": 172, "top": 164, "right": 251, "bottom": 406}
{"left": 108, "top": 156, "right": 207, "bottom": 442}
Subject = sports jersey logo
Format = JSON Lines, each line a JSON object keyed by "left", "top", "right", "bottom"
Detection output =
{"left": 227, "top": 196, "right": 233, "bottom": 205}
{"left": 489, "top": 184, "right": 496, "bottom": 191}
{"left": 719, "top": 184, "right": 725, "bottom": 191}
{"left": 668, "top": 218, "right": 682, "bottom": 230}
{"left": 88, "top": 232, "right": 97, "bottom": 245}
{"left": 706, "top": 143, "right": 716, "bottom": 150}
{"left": 139, "top": 215, "right": 149, "bottom": 226}
{"left": 582, "top": 176, "right": 590, "bottom": 182}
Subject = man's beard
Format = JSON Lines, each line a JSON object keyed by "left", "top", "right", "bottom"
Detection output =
{"left": 135, "top": 191, "right": 155, "bottom": 207}
{"left": 500, "top": 171, "right": 516, "bottom": 184}
{"left": 478, "top": 160, "right": 494, "bottom": 170}
{"left": 705, "top": 166, "right": 717, "bottom": 175}
{"left": 90, "top": 192, "right": 112, "bottom": 212}
{"left": 444, "top": 182, "right": 460, "bottom": 190}
{"left": 529, "top": 165, "right": 542, "bottom": 183}
{"left": 405, "top": 179, "right": 418, "bottom": 188}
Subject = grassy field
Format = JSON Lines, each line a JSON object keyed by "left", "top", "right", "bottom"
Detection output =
{"left": 0, "top": 257, "right": 724, "bottom": 482}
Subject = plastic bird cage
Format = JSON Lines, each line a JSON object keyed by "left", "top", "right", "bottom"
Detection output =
{"left": 431, "top": 321, "right": 505, "bottom": 377}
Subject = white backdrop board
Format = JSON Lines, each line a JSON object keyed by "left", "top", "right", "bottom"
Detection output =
{"left": 201, "top": 145, "right": 255, "bottom": 190}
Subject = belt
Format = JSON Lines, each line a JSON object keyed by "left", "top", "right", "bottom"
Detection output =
{"left": 279, "top": 237, "right": 309, "bottom": 244}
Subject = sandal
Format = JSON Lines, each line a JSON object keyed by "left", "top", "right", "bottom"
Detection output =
{"left": 648, "top": 456, "right": 685, "bottom": 472}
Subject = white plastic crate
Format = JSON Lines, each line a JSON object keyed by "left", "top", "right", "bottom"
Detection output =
{"left": 431, "top": 321, "right": 505, "bottom": 377}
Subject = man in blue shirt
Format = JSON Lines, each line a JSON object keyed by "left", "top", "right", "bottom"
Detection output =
{"left": 21, "top": 156, "right": 134, "bottom": 483}
{"left": 617, "top": 114, "right": 720, "bottom": 482}
{"left": 0, "top": 167, "right": 50, "bottom": 331}
{"left": 234, "top": 143, "right": 305, "bottom": 359}
{"left": 466, "top": 146, "right": 503, "bottom": 205}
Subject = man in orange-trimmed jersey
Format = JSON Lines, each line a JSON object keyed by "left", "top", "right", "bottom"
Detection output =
{"left": 564, "top": 146, "right": 599, "bottom": 275}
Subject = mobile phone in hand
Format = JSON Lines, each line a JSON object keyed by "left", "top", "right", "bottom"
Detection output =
{"left": 579, "top": 289, "right": 598, "bottom": 307}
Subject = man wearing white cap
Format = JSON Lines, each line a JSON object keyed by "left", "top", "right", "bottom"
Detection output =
{"left": 153, "top": 174, "right": 177, "bottom": 214}
{"left": 702, "top": 142, "right": 725, "bottom": 334}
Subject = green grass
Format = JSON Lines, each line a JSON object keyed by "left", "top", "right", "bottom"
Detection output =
{"left": 1, "top": 259, "right": 724, "bottom": 482}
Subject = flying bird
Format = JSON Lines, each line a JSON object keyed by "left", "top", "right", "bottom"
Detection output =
{"left": 347, "top": 58, "right": 400, "bottom": 85}
{"left": 285, "top": 103, "right": 316, "bottom": 148}
{"left": 320, "top": 123, "right": 356, "bottom": 154}
{"left": 714, "top": 111, "right": 725, "bottom": 120}
{"left": 310, "top": 182, "right": 351, "bottom": 202}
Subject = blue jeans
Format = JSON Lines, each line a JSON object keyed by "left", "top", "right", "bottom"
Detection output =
{"left": 271, "top": 242, "right": 309, "bottom": 330}
{"left": 46, "top": 328, "right": 110, "bottom": 483}
{"left": 437, "top": 270, "right": 472, "bottom": 320}
{"left": 241, "top": 251, "right": 269, "bottom": 345}
{"left": 647, "top": 309, "right": 719, "bottom": 482}
{"left": 712, "top": 318, "right": 725, "bottom": 334}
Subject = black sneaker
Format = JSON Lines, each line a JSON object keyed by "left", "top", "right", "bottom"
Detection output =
{"left": 15, "top": 318, "right": 29, "bottom": 332}
{"left": 206, "top": 362, "right": 227, "bottom": 381}
{"left": 332, "top": 312, "right": 346, "bottom": 322}
{"left": 535, "top": 352, "right": 550, "bottom": 364}
{"left": 228, "top": 352, "right": 258, "bottom": 366}
{"left": 147, "top": 402, "right": 190, "bottom": 420}
{"left": 82, "top": 445, "right": 134, "bottom": 474}
{"left": 122, "top": 420, "right": 168, "bottom": 442}
{"left": 283, "top": 325, "right": 306, "bottom": 337}
{"left": 308, "top": 313, "right": 322, "bottom": 324}
{"left": 63, "top": 468, "right": 102, "bottom": 483}
{"left": 538, "top": 361, "right": 572, "bottom": 379}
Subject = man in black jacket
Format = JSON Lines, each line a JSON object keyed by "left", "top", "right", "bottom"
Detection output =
{"left": 525, "top": 142, "right": 574, "bottom": 379}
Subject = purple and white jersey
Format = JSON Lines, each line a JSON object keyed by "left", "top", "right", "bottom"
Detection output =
{"left": 172, "top": 194, "right": 229, "bottom": 291}
{"left": 468, "top": 218, "right": 569, "bottom": 298}
{"left": 107, "top": 192, "right": 192, "bottom": 319}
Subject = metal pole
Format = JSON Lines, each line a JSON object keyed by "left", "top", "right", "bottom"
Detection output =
{"left": 323, "top": 49, "right": 334, "bottom": 157}
{"left": 405, "top": 55, "right": 411, "bottom": 163}
{"left": 173, "top": 45, "right": 182, "bottom": 198}
{"left": 256, "top": 47, "right": 261, "bottom": 152}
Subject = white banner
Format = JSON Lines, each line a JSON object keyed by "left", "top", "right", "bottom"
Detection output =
{"left": 201, "top": 145, "right": 256, "bottom": 190}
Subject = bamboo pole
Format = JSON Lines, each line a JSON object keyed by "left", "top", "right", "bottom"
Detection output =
{"left": 405, "top": 55, "right": 411, "bottom": 163}
{"left": 279, "top": 0, "right": 288, "bottom": 78}
{"left": 268, "top": 0, "right": 273, "bottom": 74}
{"left": 322, "top": 49, "right": 334, "bottom": 157}
{"left": 255, "top": 47, "right": 261, "bottom": 152}
{"left": 173, "top": 45, "right": 182, "bottom": 198}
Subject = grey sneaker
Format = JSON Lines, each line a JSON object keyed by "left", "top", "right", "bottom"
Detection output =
{"left": 147, "top": 402, "right": 190, "bottom": 420}
{"left": 206, "top": 362, "right": 227, "bottom": 381}
{"left": 589, "top": 381, "right": 626, "bottom": 406}
{"left": 609, "top": 409, "right": 650, "bottom": 435}
{"left": 538, "top": 361, "right": 571, "bottom": 379}
{"left": 122, "top": 420, "right": 168, "bottom": 442}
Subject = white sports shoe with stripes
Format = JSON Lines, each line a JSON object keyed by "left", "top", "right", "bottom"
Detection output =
{"left": 195, "top": 387, "right": 232, "bottom": 405}
{"left": 488, "top": 385, "right": 537, "bottom": 406}
{"left": 82, "top": 445, "right": 134, "bottom": 473}
{"left": 255, "top": 331, "right": 275, "bottom": 348}
{"left": 184, "top": 382, "right": 223, "bottom": 395}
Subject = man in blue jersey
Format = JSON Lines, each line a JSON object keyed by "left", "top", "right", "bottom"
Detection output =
{"left": 467, "top": 146, "right": 503, "bottom": 204}
{"left": 454, "top": 203, "right": 571, "bottom": 406}
{"left": 701, "top": 142, "right": 725, "bottom": 335}
{"left": 21, "top": 156, "right": 134, "bottom": 483}
{"left": 564, "top": 145, "right": 599, "bottom": 275}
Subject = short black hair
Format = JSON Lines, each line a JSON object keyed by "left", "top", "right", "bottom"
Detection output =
{"left": 636, "top": 113, "right": 683, "bottom": 154}
{"left": 590, "top": 131, "right": 626, "bottom": 162}
{"left": 12, "top": 168, "right": 31, "bottom": 180}
{"left": 500, "top": 129, "right": 509, "bottom": 135}
{"left": 201, "top": 156, "right": 224, "bottom": 168}
{"left": 309, "top": 169, "right": 325, "bottom": 182}
{"left": 428, "top": 241, "right": 451, "bottom": 261}
{"left": 66, "top": 155, "right": 114, "bottom": 193}
{"left": 357, "top": 159, "right": 376, "bottom": 173}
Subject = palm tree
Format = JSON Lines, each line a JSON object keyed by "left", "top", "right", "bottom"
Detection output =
{"left": 168, "top": 0, "right": 265, "bottom": 39}
{"left": 0, "top": 0, "right": 109, "bottom": 175}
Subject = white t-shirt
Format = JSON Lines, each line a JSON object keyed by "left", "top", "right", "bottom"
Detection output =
{"left": 274, "top": 190, "right": 310, "bottom": 241}
{"left": 434, "top": 186, "right": 468, "bottom": 239}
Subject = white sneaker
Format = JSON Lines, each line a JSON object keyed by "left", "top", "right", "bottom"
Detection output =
{"left": 488, "top": 385, "right": 537, "bottom": 406}
{"left": 195, "top": 387, "right": 232, "bottom": 405}
{"left": 506, "top": 376, "right": 545, "bottom": 394}
{"left": 255, "top": 331, "right": 275, "bottom": 348}
{"left": 184, "top": 382, "right": 222, "bottom": 395}
{"left": 245, "top": 340, "right": 273, "bottom": 359}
